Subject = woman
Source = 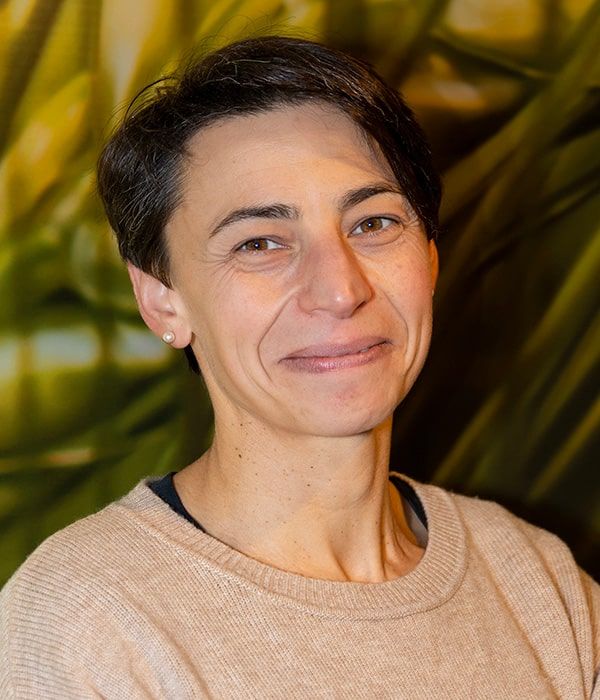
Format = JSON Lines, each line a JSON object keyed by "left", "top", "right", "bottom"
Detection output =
{"left": 1, "top": 36, "right": 598, "bottom": 698}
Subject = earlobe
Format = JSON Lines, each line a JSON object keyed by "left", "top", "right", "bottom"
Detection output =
{"left": 428, "top": 240, "right": 439, "bottom": 292}
{"left": 127, "top": 263, "right": 192, "bottom": 348}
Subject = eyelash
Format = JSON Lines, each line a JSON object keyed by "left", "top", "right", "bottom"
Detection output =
{"left": 235, "top": 216, "right": 401, "bottom": 254}
{"left": 349, "top": 216, "right": 399, "bottom": 236}
{"left": 236, "top": 238, "right": 285, "bottom": 253}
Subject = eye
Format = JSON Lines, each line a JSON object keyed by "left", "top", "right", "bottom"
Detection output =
{"left": 236, "top": 238, "right": 284, "bottom": 252}
{"left": 350, "top": 216, "right": 397, "bottom": 236}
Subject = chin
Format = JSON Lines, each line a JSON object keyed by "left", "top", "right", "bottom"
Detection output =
{"left": 278, "top": 375, "right": 413, "bottom": 437}
{"left": 290, "top": 401, "right": 397, "bottom": 438}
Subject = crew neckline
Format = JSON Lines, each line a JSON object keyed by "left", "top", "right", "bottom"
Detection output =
{"left": 114, "top": 473, "right": 467, "bottom": 620}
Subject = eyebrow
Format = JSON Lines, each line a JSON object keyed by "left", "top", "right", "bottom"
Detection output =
{"left": 208, "top": 181, "right": 404, "bottom": 238}
{"left": 209, "top": 204, "right": 299, "bottom": 238}
{"left": 338, "top": 182, "right": 404, "bottom": 210}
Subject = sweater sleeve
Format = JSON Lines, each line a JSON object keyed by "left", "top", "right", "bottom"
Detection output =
{"left": 0, "top": 507, "right": 181, "bottom": 700}
{"left": 0, "top": 565, "right": 100, "bottom": 699}
{"left": 0, "top": 513, "right": 206, "bottom": 700}
{"left": 524, "top": 527, "right": 600, "bottom": 699}
{"left": 582, "top": 570, "right": 600, "bottom": 699}
{"left": 451, "top": 491, "right": 600, "bottom": 699}
{"left": 507, "top": 516, "right": 600, "bottom": 699}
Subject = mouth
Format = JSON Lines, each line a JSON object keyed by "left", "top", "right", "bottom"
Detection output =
{"left": 280, "top": 337, "right": 391, "bottom": 373}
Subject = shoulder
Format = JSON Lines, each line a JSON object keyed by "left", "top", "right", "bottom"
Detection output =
{"left": 0, "top": 480, "right": 167, "bottom": 636}
{"left": 449, "top": 488, "right": 600, "bottom": 617}
{"left": 413, "top": 479, "right": 599, "bottom": 626}
{"left": 398, "top": 475, "right": 589, "bottom": 588}
{"left": 445, "top": 488, "right": 582, "bottom": 575}
{"left": 0, "top": 480, "right": 168, "bottom": 694}
{"left": 5, "top": 489, "right": 144, "bottom": 590}
{"left": 414, "top": 482, "right": 600, "bottom": 692}
{"left": 423, "top": 484, "right": 594, "bottom": 591}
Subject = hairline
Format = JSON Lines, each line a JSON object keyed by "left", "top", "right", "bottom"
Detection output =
{"left": 158, "top": 99, "right": 413, "bottom": 286}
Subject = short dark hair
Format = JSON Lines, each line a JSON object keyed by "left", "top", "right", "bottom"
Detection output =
{"left": 97, "top": 36, "right": 442, "bottom": 373}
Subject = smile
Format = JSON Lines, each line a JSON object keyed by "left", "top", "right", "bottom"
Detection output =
{"left": 280, "top": 338, "right": 391, "bottom": 373}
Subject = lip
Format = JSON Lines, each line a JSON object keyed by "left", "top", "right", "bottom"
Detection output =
{"left": 280, "top": 337, "right": 391, "bottom": 373}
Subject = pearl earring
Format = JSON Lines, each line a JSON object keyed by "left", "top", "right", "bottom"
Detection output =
{"left": 162, "top": 331, "right": 175, "bottom": 344}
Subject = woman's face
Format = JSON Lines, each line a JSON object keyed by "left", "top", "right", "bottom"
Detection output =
{"left": 163, "top": 103, "right": 438, "bottom": 437}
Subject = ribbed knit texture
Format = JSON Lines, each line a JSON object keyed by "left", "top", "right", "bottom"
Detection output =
{"left": 1, "top": 474, "right": 598, "bottom": 699}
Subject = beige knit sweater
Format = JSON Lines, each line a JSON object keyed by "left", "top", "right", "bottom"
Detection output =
{"left": 1, "top": 475, "right": 598, "bottom": 699}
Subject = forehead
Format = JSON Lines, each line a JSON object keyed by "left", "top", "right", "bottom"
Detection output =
{"left": 178, "top": 103, "right": 396, "bottom": 206}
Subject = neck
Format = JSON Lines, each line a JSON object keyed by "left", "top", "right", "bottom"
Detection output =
{"left": 174, "top": 415, "right": 423, "bottom": 582}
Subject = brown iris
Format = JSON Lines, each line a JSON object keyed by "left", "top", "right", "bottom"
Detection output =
{"left": 243, "top": 239, "right": 270, "bottom": 251}
{"left": 358, "top": 217, "right": 385, "bottom": 233}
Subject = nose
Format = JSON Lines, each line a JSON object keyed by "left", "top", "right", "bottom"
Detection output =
{"left": 297, "top": 236, "right": 373, "bottom": 318}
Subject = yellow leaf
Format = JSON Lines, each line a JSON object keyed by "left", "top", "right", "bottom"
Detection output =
{"left": 0, "top": 73, "right": 90, "bottom": 233}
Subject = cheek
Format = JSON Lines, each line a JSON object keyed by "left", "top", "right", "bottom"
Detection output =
{"left": 375, "top": 252, "right": 434, "bottom": 313}
{"left": 188, "top": 274, "right": 288, "bottom": 364}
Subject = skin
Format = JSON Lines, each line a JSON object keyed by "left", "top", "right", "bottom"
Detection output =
{"left": 129, "top": 103, "right": 439, "bottom": 582}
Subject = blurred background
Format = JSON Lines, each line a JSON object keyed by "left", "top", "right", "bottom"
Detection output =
{"left": 1, "top": 0, "right": 598, "bottom": 584}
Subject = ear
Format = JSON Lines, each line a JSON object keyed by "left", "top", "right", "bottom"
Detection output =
{"left": 127, "top": 263, "right": 192, "bottom": 349}
{"left": 428, "top": 239, "right": 439, "bottom": 292}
